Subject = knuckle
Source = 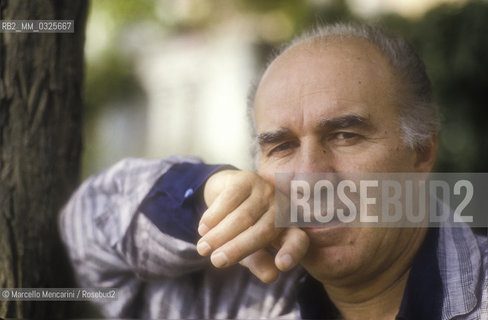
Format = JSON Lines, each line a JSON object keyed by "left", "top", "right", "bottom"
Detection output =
{"left": 282, "top": 229, "right": 309, "bottom": 253}
{"left": 223, "top": 241, "right": 244, "bottom": 262}
{"left": 258, "top": 269, "right": 278, "bottom": 284}
{"left": 200, "top": 209, "right": 215, "bottom": 226}
{"left": 220, "top": 187, "right": 239, "bottom": 204}
{"left": 263, "top": 184, "right": 274, "bottom": 199}
{"left": 236, "top": 210, "right": 255, "bottom": 227}
{"left": 257, "top": 223, "right": 278, "bottom": 242}
{"left": 294, "top": 229, "right": 309, "bottom": 245}
{"left": 236, "top": 171, "right": 255, "bottom": 187}
{"left": 239, "top": 257, "right": 251, "bottom": 269}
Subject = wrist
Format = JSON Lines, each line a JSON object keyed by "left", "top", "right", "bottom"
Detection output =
{"left": 203, "top": 169, "right": 239, "bottom": 207}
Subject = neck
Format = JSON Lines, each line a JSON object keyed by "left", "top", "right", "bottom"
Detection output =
{"left": 323, "top": 228, "right": 428, "bottom": 320}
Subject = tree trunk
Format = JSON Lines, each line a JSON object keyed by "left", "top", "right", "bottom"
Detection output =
{"left": 0, "top": 0, "right": 88, "bottom": 318}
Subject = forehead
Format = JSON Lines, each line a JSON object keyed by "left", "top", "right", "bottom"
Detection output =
{"left": 253, "top": 38, "right": 399, "bottom": 132}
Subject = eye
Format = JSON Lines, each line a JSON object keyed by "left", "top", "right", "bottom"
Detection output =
{"left": 329, "top": 132, "right": 362, "bottom": 146}
{"left": 268, "top": 141, "right": 298, "bottom": 156}
{"left": 336, "top": 132, "right": 357, "bottom": 139}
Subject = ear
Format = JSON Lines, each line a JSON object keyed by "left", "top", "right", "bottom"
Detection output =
{"left": 414, "top": 135, "right": 437, "bottom": 172}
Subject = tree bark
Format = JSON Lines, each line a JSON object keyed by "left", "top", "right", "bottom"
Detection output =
{"left": 0, "top": 0, "right": 88, "bottom": 318}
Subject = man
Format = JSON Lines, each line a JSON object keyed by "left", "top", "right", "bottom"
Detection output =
{"left": 60, "top": 22, "right": 488, "bottom": 319}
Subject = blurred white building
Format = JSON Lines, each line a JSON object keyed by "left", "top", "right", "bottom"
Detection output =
{"left": 84, "top": 17, "right": 256, "bottom": 176}
{"left": 135, "top": 22, "right": 255, "bottom": 169}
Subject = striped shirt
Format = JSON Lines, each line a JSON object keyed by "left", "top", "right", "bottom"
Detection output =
{"left": 59, "top": 157, "right": 488, "bottom": 319}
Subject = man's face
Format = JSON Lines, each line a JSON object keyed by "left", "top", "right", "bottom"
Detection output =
{"left": 253, "top": 39, "right": 435, "bottom": 283}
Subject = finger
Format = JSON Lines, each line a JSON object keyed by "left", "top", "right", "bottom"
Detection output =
{"left": 198, "top": 182, "right": 251, "bottom": 236}
{"left": 208, "top": 208, "right": 280, "bottom": 267}
{"left": 274, "top": 228, "right": 310, "bottom": 272}
{"left": 197, "top": 196, "right": 270, "bottom": 255}
{"left": 239, "top": 249, "right": 279, "bottom": 283}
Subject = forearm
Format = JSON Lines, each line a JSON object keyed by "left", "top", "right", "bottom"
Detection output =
{"left": 59, "top": 157, "right": 224, "bottom": 284}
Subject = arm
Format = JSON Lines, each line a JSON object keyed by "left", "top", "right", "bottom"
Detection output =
{"left": 59, "top": 156, "right": 230, "bottom": 286}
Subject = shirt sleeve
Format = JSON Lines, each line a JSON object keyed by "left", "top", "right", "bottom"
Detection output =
{"left": 138, "top": 162, "right": 235, "bottom": 244}
{"left": 59, "top": 157, "right": 235, "bottom": 317}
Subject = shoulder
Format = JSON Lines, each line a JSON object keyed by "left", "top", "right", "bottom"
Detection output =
{"left": 97, "top": 156, "right": 203, "bottom": 188}
{"left": 474, "top": 232, "right": 488, "bottom": 249}
{"left": 474, "top": 232, "right": 488, "bottom": 278}
{"left": 438, "top": 225, "right": 487, "bottom": 274}
{"left": 437, "top": 225, "right": 488, "bottom": 318}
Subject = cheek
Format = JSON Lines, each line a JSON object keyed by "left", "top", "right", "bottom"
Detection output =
{"left": 300, "top": 231, "right": 364, "bottom": 278}
{"left": 257, "top": 162, "right": 275, "bottom": 184}
{"left": 379, "top": 146, "right": 417, "bottom": 171}
{"left": 341, "top": 144, "right": 416, "bottom": 172}
{"left": 258, "top": 154, "right": 297, "bottom": 182}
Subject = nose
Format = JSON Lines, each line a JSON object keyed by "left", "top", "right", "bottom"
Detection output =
{"left": 293, "top": 139, "right": 334, "bottom": 174}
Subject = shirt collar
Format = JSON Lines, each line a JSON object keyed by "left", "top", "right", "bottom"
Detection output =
{"left": 297, "top": 273, "right": 340, "bottom": 319}
{"left": 396, "top": 227, "right": 443, "bottom": 320}
{"left": 297, "top": 228, "right": 443, "bottom": 320}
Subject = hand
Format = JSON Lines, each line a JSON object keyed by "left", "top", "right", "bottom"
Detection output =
{"left": 197, "top": 170, "right": 309, "bottom": 283}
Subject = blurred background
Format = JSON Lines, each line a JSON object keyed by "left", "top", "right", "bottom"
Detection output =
{"left": 82, "top": 0, "right": 488, "bottom": 178}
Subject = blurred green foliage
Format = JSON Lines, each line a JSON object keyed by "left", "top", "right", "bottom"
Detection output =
{"left": 380, "top": 1, "right": 488, "bottom": 171}
{"left": 85, "top": 51, "right": 144, "bottom": 117}
{"left": 91, "top": 0, "right": 158, "bottom": 25}
{"left": 236, "top": 0, "right": 309, "bottom": 33}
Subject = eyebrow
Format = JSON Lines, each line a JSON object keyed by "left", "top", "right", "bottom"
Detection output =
{"left": 257, "top": 114, "right": 374, "bottom": 147}
{"left": 257, "top": 128, "right": 292, "bottom": 146}
{"left": 317, "top": 114, "right": 373, "bottom": 132}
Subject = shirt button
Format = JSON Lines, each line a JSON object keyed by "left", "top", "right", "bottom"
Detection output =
{"left": 184, "top": 188, "right": 194, "bottom": 198}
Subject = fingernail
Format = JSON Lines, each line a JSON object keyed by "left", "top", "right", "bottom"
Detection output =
{"left": 211, "top": 251, "right": 229, "bottom": 268}
{"left": 198, "top": 223, "right": 209, "bottom": 236}
{"left": 278, "top": 254, "right": 294, "bottom": 271}
{"left": 197, "top": 241, "right": 211, "bottom": 256}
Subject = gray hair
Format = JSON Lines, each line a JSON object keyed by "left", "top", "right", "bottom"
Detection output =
{"left": 248, "top": 22, "right": 439, "bottom": 157}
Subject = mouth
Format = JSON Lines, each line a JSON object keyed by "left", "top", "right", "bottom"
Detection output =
{"left": 301, "top": 219, "right": 349, "bottom": 246}
{"left": 303, "top": 221, "right": 343, "bottom": 232}
{"left": 302, "top": 215, "right": 344, "bottom": 229}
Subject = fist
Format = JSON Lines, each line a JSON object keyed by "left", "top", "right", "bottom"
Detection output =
{"left": 197, "top": 170, "right": 309, "bottom": 283}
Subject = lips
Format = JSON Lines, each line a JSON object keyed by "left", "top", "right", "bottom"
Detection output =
{"left": 302, "top": 221, "right": 349, "bottom": 246}
{"left": 304, "top": 215, "right": 343, "bottom": 228}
